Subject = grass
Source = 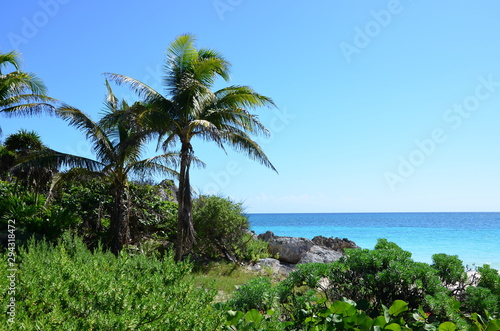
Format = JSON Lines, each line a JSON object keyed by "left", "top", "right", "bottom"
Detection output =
{"left": 188, "top": 261, "right": 269, "bottom": 302}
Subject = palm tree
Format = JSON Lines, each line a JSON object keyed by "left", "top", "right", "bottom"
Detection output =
{"left": 105, "top": 34, "right": 277, "bottom": 260}
{"left": 2, "top": 129, "right": 55, "bottom": 195}
{"left": 17, "top": 81, "right": 178, "bottom": 253}
{"left": 0, "top": 51, "right": 56, "bottom": 134}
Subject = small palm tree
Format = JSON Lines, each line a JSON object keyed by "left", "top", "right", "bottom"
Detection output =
{"left": 0, "top": 51, "right": 56, "bottom": 134}
{"left": 17, "top": 81, "right": 178, "bottom": 253}
{"left": 2, "top": 129, "right": 55, "bottom": 195}
{"left": 105, "top": 34, "right": 277, "bottom": 260}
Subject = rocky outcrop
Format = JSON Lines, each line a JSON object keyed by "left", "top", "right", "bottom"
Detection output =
{"left": 158, "top": 179, "right": 178, "bottom": 202}
{"left": 258, "top": 231, "right": 314, "bottom": 264}
{"left": 257, "top": 231, "right": 358, "bottom": 265}
{"left": 311, "top": 236, "right": 359, "bottom": 251}
{"left": 248, "top": 258, "right": 295, "bottom": 276}
{"left": 298, "top": 245, "right": 343, "bottom": 264}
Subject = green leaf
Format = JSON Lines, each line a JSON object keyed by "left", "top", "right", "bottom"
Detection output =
{"left": 438, "top": 322, "right": 456, "bottom": 331}
{"left": 358, "top": 316, "right": 374, "bottom": 331}
{"left": 384, "top": 323, "right": 402, "bottom": 331}
{"left": 389, "top": 300, "right": 408, "bottom": 317}
{"left": 226, "top": 310, "right": 244, "bottom": 325}
{"left": 329, "top": 300, "right": 349, "bottom": 315}
{"left": 245, "top": 309, "right": 263, "bottom": 324}
{"left": 485, "top": 320, "right": 500, "bottom": 331}
{"left": 374, "top": 316, "right": 387, "bottom": 327}
{"left": 382, "top": 304, "right": 391, "bottom": 323}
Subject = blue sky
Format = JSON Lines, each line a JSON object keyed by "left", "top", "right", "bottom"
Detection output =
{"left": 1, "top": 1, "right": 500, "bottom": 213}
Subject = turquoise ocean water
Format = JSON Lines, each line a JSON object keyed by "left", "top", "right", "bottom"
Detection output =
{"left": 248, "top": 212, "right": 500, "bottom": 269}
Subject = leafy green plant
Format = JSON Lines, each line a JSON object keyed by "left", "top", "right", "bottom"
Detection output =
{"left": 432, "top": 253, "right": 468, "bottom": 288}
{"left": 230, "top": 277, "right": 278, "bottom": 312}
{"left": 223, "top": 299, "right": 468, "bottom": 331}
{"left": 193, "top": 195, "right": 267, "bottom": 262}
{"left": 0, "top": 181, "right": 80, "bottom": 242}
{"left": 465, "top": 265, "right": 500, "bottom": 316}
{"left": 326, "top": 239, "right": 447, "bottom": 313}
{"left": 0, "top": 233, "right": 224, "bottom": 329}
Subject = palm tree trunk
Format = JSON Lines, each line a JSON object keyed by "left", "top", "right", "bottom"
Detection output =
{"left": 111, "top": 182, "right": 130, "bottom": 255}
{"left": 175, "top": 142, "right": 196, "bottom": 261}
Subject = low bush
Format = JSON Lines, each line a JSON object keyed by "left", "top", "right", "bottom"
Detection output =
{"left": 0, "top": 181, "right": 80, "bottom": 242}
{"left": 229, "top": 277, "right": 277, "bottom": 312}
{"left": 0, "top": 234, "right": 224, "bottom": 329}
{"left": 193, "top": 195, "right": 269, "bottom": 262}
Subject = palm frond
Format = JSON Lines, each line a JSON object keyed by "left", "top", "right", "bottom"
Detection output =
{"left": 104, "top": 73, "right": 166, "bottom": 105}
{"left": 13, "top": 148, "right": 105, "bottom": 173}
{"left": 56, "top": 104, "right": 116, "bottom": 163}
{"left": 0, "top": 51, "right": 21, "bottom": 73}
{"left": 129, "top": 152, "right": 180, "bottom": 179}
{"left": 220, "top": 130, "right": 277, "bottom": 173}
{"left": 214, "top": 85, "right": 276, "bottom": 110}
{"left": 0, "top": 101, "right": 56, "bottom": 117}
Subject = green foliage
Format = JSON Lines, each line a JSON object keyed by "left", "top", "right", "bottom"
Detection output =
{"left": 55, "top": 179, "right": 178, "bottom": 250}
{"left": 265, "top": 240, "right": 484, "bottom": 328}
{"left": 465, "top": 265, "right": 500, "bottom": 315}
{"left": 230, "top": 277, "right": 278, "bottom": 312}
{"left": 190, "top": 261, "right": 261, "bottom": 302}
{"left": 466, "top": 286, "right": 499, "bottom": 316}
{"left": 0, "top": 234, "right": 224, "bottom": 329}
{"left": 432, "top": 253, "right": 467, "bottom": 287}
{"left": 58, "top": 178, "right": 112, "bottom": 231}
{"left": 193, "top": 195, "right": 269, "bottom": 262}
{"left": 0, "top": 181, "right": 79, "bottom": 241}
{"left": 236, "top": 232, "right": 270, "bottom": 262}
{"left": 327, "top": 239, "right": 448, "bottom": 314}
{"left": 477, "top": 265, "right": 500, "bottom": 296}
{"left": 128, "top": 182, "right": 177, "bottom": 235}
{"left": 223, "top": 299, "right": 478, "bottom": 331}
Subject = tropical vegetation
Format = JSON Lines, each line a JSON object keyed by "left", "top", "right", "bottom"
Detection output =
{"left": 104, "top": 34, "right": 277, "bottom": 260}
{"left": 1, "top": 40, "right": 500, "bottom": 330}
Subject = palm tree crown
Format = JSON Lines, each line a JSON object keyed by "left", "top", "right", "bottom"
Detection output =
{"left": 0, "top": 51, "right": 56, "bottom": 134}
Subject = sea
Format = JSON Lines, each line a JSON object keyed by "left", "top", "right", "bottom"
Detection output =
{"left": 248, "top": 212, "right": 500, "bottom": 270}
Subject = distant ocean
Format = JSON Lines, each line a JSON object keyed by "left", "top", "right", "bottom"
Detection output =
{"left": 248, "top": 212, "right": 500, "bottom": 269}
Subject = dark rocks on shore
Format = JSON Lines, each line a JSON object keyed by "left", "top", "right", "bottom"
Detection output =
{"left": 253, "top": 231, "right": 359, "bottom": 275}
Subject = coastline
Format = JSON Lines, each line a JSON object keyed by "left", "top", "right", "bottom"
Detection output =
{"left": 248, "top": 212, "right": 500, "bottom": 270}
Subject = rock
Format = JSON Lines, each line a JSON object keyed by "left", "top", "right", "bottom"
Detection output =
{"left": 246, "top": 230, "right": 258, "bottom": 241}
{"left": 312, "top": 236, "right": 359, "bottom": 251}
{"left": 257, "top": 231, "right": 359, "bottom": 266}
{"left": 257, "top": 231, "right": 275, "bottom": 242}
{"left": 298, "top": 245, "right": 343, "bottom": 264}
{"left": 255, "top": 258, "right": 295, "bottom": 276}
{"left": 158, "top": 179, "right": 178, "bottom": 202}
{"left": 259, "top": 233, "right": 314, "bottom": 264}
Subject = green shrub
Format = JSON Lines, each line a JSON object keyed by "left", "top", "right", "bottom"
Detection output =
{"left": 432, "top": 253, "right": 467, "bottom": 288}
{"left": 0, "top": 234, "right": 224, "bottom": 329}
{"left": 477, "top": 265, "right": 500, "bottom": 296}
{"left": 470, "top": 264, "right": 500, "bottom": 315}
{"left": 57, "top": 179, "right": 178, "bottom": 249}
{"left": 230, "top": 277, "right": 277, "bottom": 312}
{"left": 193, "top": 195, "right": 268, "bottom": 262}
{"left": 465, "top": 286, "right": 499, "bottom": 315}
{"left": 235, "top": 232, "right": 270, "bottom": 263}
{"left": 128, "top": 182, "right": 177, "bottom": 235}
{"left": 0, "top": 181, "right": 80, "bottom": 242}
{"left": 326, "top": 240, "right": 445, "bottom": 311}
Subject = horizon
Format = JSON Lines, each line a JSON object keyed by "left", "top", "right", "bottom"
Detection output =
{"left": 2, "top": 1, "right": 500, "bottom": 213}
